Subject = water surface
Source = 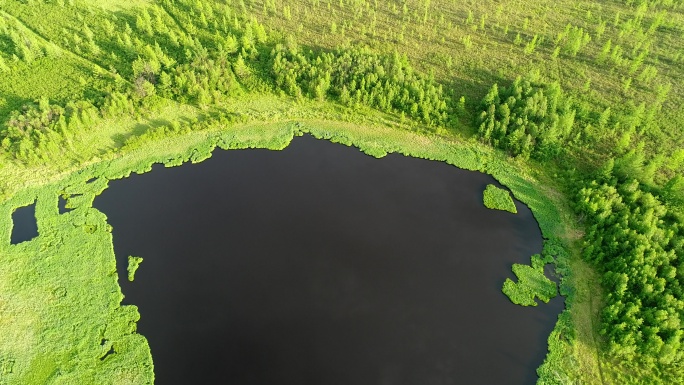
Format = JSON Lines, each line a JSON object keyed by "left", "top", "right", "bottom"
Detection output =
{"left": 10, "top": 203, "right": 38, "bottom": 244}
{"left": 94, "top": 135, "right": 563, "bottom": 385}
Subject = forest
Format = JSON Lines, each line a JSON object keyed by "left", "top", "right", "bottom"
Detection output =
{"left": 0, "top": 0, "right": 684, "bottom": 383}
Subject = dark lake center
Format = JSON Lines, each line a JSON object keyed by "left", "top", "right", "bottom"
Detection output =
{"left": 93, "top": 135, "right": 563, "bottom": 384}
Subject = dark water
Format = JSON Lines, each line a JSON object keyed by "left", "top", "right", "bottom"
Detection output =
{"left": 93, "top": 135, "right": 563, "bottom": 385}
{"left": 10, "top": 203, "right": 38, "bottom": 244}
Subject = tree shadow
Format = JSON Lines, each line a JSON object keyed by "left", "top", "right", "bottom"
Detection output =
{"left": 0, "top": 92, "right": 32, "bottom": 123}
{"left": 110, "top": 117, "right": 173, "bottom": 147}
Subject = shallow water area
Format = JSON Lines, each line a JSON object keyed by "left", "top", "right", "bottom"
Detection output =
{"left": 93, "top": 135, "right": 563, "bottom": 385}
{"left": 10, "top": 203, "right": 38, "bottom": 244}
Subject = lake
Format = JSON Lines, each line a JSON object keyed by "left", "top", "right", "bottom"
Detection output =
{"left": 93, "top": 135, "right": 563, "bottom": 384}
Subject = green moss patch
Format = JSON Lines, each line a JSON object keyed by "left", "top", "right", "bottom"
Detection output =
{"left": 502, "top": 254, "right": 557, "bottom": 306}
{"left": 127, "top": 256, "right": 143, "bottom": 282}
{"left": 483, "top": 184, "right": 517, "bottom": 213}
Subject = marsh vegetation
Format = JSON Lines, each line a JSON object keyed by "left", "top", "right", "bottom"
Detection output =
{"left": 0, "top": 0, "right": 683, "bottom": 383}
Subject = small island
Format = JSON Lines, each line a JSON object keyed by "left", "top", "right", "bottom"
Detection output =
{"left": 483, "top": 184, "right": 518, "bottom": 214}
{"left": 502, "top": 254, "right": 557, "bottom": 307}
{"left": 127, "top": 256, "right": 143, "bottom": 282}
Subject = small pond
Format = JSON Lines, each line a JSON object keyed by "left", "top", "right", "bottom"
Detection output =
{"left": 94, "top": 135, "right": 563, "bottom": 384}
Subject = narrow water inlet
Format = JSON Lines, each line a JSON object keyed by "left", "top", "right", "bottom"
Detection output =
{"left": 94, "top": 135, "right": 564, "bottom": 385}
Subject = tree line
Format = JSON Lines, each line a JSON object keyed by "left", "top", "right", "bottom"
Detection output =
{"left": 0, "top": 0, "right": 459, "bottom": 163}
{"left": 477, "top": 76, "right": 575, "bottom": 160}
{"left": 272, "top": 40, "right": 449, "bottom": 126}
{"left": 577, "top": 175, "right": 683, "bottom": 369}
{"left": 474, "top": 70, "right": 684, "bottom": 378}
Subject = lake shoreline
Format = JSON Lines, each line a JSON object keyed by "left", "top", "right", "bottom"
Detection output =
{"left": 0, "top": 114, "right": 579, "bottom": 383}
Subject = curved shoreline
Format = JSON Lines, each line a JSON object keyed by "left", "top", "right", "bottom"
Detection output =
{"left": 0, "top": 111, "right": 579, "bottom": 383}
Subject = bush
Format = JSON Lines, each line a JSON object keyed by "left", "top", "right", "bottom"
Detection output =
{"left": 477, "top": 76, "right": 575, "bottom": 160}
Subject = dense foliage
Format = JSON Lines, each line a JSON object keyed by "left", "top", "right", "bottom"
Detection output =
{"left": 576, "top": 176, "right": 684, "bottom": 371}
{"left": 502, "top": 254, "right": 557, "bottom": 307}
{"left": 272, "top": 42, "right": 448, "bottom": 126}
{"left": 0, "top": 98, "right": 101, "bottom": 162}
{"left": 482, "top": 184, "right": 517, "bottom": 213}
{"left": 474, "top": 75, "right": 684, "bottom": 383}
{"left": 477, "top": 76, "right": 575, "bottom": 160}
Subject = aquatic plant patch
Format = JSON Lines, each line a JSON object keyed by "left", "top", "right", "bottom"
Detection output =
{"left": 502, "top": 254, "right": 557, "bottom": 306}
{"left": 127, "top": 256, "right": 143, "bottom": 282}
{"left": 483, "top": 184, "right": 517, "bottom": 213}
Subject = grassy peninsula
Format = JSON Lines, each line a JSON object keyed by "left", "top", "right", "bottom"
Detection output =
{"left": 1, "top": 0, "right": 683, "bottom": 384}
